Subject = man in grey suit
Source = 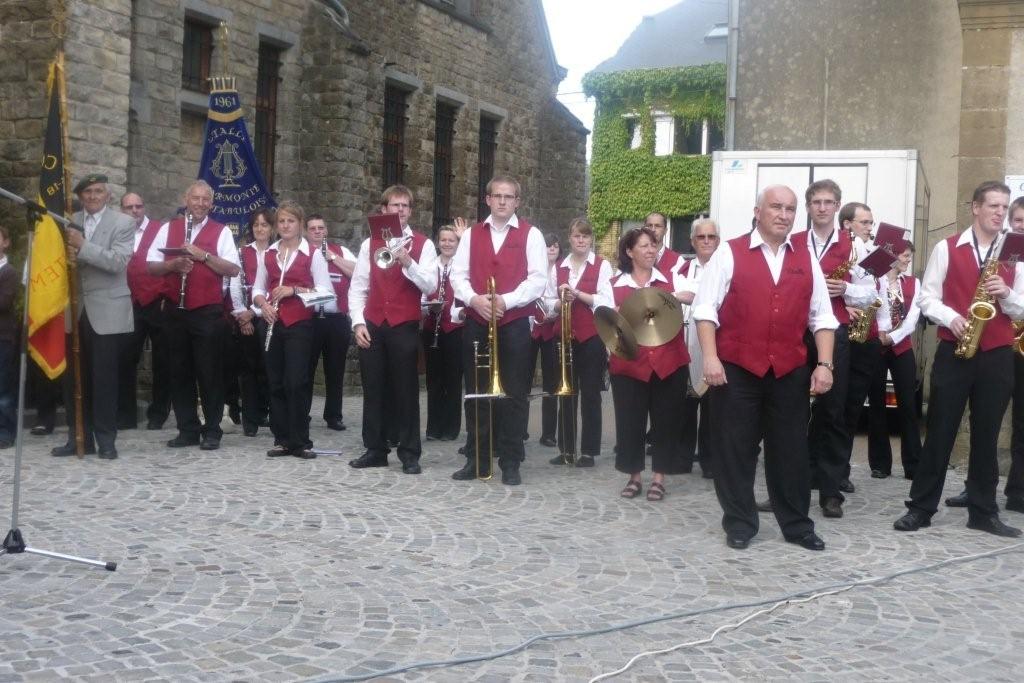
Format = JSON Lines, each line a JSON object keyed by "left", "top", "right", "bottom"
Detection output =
{"left": 51, "top": 173, "right": 135, "bottom": 459}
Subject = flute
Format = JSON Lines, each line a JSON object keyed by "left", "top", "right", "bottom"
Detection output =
{"left": 264, "top": 247, "right": 290, "bottom": 352}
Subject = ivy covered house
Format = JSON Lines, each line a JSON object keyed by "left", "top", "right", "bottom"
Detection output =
{"left": 583, "top": 0, "right": 727, "bottom": 258}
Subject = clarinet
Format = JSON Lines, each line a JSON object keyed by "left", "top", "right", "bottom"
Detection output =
{"left": 177, "top": 212, "right": 194, "bottom": 310}
{"left": 264, "top": 247, "right": 289, "bottom": 352}
{"left": 319, "top": 238, "right": 329, "bottom": 319}
{"left": 238, "top": 249, "right": 251, "bottom": 308}
{"left": 431, "top": 262, "right": 448, "bottom": 349}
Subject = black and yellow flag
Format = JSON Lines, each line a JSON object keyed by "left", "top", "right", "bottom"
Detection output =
{"left": 28, "top": 56, "right": 70, "bottom": 379}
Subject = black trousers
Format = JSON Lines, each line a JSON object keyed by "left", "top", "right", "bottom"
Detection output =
{"left": 309, "top": 312, "right": 352, "bottom": 423}
{"left": 223, "top": 325, "right": 241, "bottom": 413}
{"left": 238, "top": 318, "right": 269, "bottom": 431}
{"left": 463, "top": 317, "right": 531, "bottom": 468}
{"left": 1007, "top": 354, "right": 1024, "bottom": 500}
{"left": 63, "top": 312, "right": 128, "bottom": 451}
{"left": 907, "top": 341, "right": 1012, "bottom": 519}
{"left": 266, "top": 319, "right": 313, "bottom": 451}
{"left": 681, "top": 391, "right": 712, "bottom": 473}
{"left": 807, "top": 324, "right": 851, "bottom": 503}
{"left": 529, "top": 335, "right": 558, "bottom": 440}
{"left": 612, "top": 367, "right": 687, "bottom": 475}
{"left": 118, "top": 299, "right": 171, "bottom": 428}
{"left": 424, "top": 326, "right": 463, "bottom": 440}
{"left": 709, "top": 362, "right": 815, "bottom": 540}
{"left": 867, "top": 348, "right": 921, "bottom": 477}
{"left": 843, "top": 337, "right": 883, "bottom": 470}
{"left": 359, "top": 320, "right": 421, "bottom": 463}
{"left": 556, "top": 335, "right": 606, "bottom": 457}
{"left": 166, "top": 304, "right": 229, "bottom": 440}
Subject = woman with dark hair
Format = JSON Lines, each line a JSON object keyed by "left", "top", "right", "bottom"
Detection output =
{"left": 252, "top": 200, "right": 333, "bottom": 458}
{"left": 423, "top": 224, "right": 465, "bottom": 441}
{"left": 611, "top": 227, "right": 691, "bottom": 501}
{"left": 528, "top": 232, "right": 562, "bottom": 447}
{"left": 230, "top": 208, "right": 275, "bottom": 436}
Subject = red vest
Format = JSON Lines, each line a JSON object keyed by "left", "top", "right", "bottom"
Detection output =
{"left": 127, "top": 218, "right": 166, "bottom": 306}
{"left": 325, "top": 243, "right": 352, "bottom": 314}
{"left": 717, "top": 235, "right": 813, "bottom": 378}
{"left": 936, "top": 234, "right": 1015, "bottom": 351}
{"left": 467, "top": 220, "right": 535, "bottom": 327}
{"left": 554, "top": 255, "right": 603, "bottom": 343}
{"left": 656, "top": 248, "right": 680, "bottom": 275}
{"left": 164, "top": 217, "right": 227, "bottom": 310}
{"left": 264, "top": 247, "right": 315, "bottom": 327}
{"left": 364, "top": 229, "right": 428, "bottom": 327}
{"left": 531, "top": 301, "right": 557, "bottom": 341}
{"left": 608, "top": 275, "right": 689, "bottom": 381}
{"left": 886, "top": 276, "right": 917, "bottom": 357}
{"left": 239, "top": 244, "right": 264, "bottom": 308}
{"left": 424, "top": 262, "right": 463, "bottom": 334}
{"left": 793, "top": 228, "right": 852, "bottom": 325}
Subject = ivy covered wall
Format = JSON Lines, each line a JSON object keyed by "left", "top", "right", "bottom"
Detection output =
{"left": 583, "top": 64, "right": 727, "bottom": 239}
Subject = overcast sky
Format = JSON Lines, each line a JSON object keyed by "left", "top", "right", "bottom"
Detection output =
{"left": 542, "top": 0, "right": 683, "bottom": 148}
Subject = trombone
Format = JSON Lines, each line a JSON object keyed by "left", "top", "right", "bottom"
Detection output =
{"left": 553, "top": 287, "right": 578, "bottom": 465}
{"left": 465, "top": 276, "right": 505, "bottom": 480}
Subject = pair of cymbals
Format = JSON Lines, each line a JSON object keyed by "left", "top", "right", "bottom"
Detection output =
{"left": 595, "top": 289, "right": 684, "bottom": 358}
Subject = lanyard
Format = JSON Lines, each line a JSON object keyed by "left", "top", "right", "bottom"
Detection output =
{"left": 972, "top": 231, "right": 995, "bottom": 270}
{"left": 812, "top": 229, "right": 834, "bottom": 261}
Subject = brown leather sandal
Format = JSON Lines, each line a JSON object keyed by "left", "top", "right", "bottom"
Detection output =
{"left": 646, "top": 481, "right": 666, "bottom": 502}
{"left": 620, "top": 480, "right": 642, "bottom": 499}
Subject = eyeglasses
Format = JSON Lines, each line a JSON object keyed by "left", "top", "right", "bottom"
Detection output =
{"left": 809, "top": 199, "right": 838, "bottom": 208}
{"left": 488, "top": 193, "right": 518, "bottom": 202}
{"left": 694, "top": 234, "right": 719, "bottom": 242}
{"left": 122, "top": 204, "right": 144, "bottom": 209}
{"left": 386, "top": 202, "right": 410, "bottom": 210}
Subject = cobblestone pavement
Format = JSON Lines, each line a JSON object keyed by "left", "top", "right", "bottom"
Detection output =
{"left": 1, "top": 393, "right": 1023, "bottom": 682}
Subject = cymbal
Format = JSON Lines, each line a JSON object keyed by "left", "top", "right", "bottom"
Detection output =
{"left": 594, "top": 306, "right": 638, "bottom": 360}
{"left": 619, "top": 288, "right": 683, "bottom": 346}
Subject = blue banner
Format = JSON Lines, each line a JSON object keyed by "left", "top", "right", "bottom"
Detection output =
{"left": 197, "top": 84, "right": 275, "bottom": 237}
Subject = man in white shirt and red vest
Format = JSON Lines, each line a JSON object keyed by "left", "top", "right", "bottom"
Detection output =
{"left": 450, "top": 175, "right": 548, "bottom": 485}
{"left": 795, "top": 180, "right": 877, "bottom": 518}
{"left": 146, "top": 180, "right": 241, "bottom": 451}
{"left": 305, "top": 214, "right": 356, "bottom": 432}
{"left": 645, "top": 212, "right": 681, "bottom": 276}
{"left": 694, "top": 185, "right": 838, "bottom": 551}
{"left": 348, "top": 185, "right": 438, "bottom": 474}
{"left": 894, "top": 181, "right": 1023, "bottom": 537}
{"left": 118, "top": 191, "right": 171, "bottom": 431}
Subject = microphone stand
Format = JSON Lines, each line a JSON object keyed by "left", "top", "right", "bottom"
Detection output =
{"left": 0, "top": 185, "right": 116, "bottom": 571}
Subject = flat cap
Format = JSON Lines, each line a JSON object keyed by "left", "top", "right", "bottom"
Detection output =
{"left": 73, "top": 173, "right": 108, "bottom": 194}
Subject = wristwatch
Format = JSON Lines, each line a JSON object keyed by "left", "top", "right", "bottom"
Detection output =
{"left": 816, "top": 361, "right": 835, "bottom": 371}
{"left": 203, "top": 252, "right": 211, "bottom": 262}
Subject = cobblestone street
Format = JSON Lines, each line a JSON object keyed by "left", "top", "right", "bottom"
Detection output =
{"left": 1, "top": 393, "right": 1022, "bottom": 682}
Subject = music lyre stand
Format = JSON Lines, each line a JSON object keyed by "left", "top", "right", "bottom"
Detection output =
{"left": 0, "top": 186, "right": 116, "bottom": 571}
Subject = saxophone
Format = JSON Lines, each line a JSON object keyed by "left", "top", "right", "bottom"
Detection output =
{"left": 849, "top": 298, "right": 881, "bottom": 343}
{"left": 827, "top": 232, "right": 858, "bottom": 280}
{"left": 1013, "top": 321, "right": 1024, "bottom": 357}
{"left": 954, "top": 236, "right": 1002, "bottom": 359}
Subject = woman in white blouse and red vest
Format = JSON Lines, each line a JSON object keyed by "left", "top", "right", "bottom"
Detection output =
{"left": 553, "top": 217, "right": 613, "bottom": 467}
{"left": 867, "top": 242, "right": 921, "bottom": 479}
{"left": 612, "top": 227, "right": 690, "bottom": 502}
{"left": 530, "top": 233, "right": 562, "bottom": 447}
{"left": 252, "top": 200, "right": 333, "bottom": 459}
{"left": 423, "top": 225, "right": 464, "bottom": 442}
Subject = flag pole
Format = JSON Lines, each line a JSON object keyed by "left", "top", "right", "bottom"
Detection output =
{"left": 55, "top": 51, "right": 85, "bottom": 457}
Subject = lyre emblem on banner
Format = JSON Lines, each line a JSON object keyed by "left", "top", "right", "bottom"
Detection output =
{"left": 210, "top": 140, "right": 247, "bottom": 189}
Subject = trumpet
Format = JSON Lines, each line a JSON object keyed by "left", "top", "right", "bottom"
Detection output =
{"left": 264, "top": 247, "right": 290, "bottom": 353}
{"left": 373, "top": 227, "right": 413, "bottom": 269}
{"left": 554, "top": 287, "right": 578, "bottom": 465}
{"left": 177, "top": 212, "right": 194, "bottom": 309}
{"left": 465, "top": 276, "right": 505, "bottom": 480}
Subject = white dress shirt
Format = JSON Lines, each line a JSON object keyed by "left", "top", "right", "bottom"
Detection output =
{"left": 250, "top": 238, "right": 333, "bottom": 304}
{"left": 554, "top": 251, "right": 615, "bottom": 312}
{"left": 450, "top": 213, "right": 548, "bottom": 311}
{"left": 348, "top": 225, "right": 438, "bottom": 328}
{"left": 132, "top": 216, "right": 150, "bottom": 252}
{"left": 920, "top": 227, "right": 1024, "bottom": 328}
{"left": 146, "top": 216, "right": 241, "bottom": 268}
{"left": 693, "top": 230, "right": 839, "bottom": 333}
{"left": 418, "top": 259, "right": 464, "bottom": 324}
{"left": 887, "top": 273, "right": 921, "bottom": 347}
{"left": 84, "top": 206, "right": 106, "bottom": 241}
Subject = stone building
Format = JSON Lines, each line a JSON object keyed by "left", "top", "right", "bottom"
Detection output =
{"left": 0, "top": 0, "right": 588, "bottom": 244}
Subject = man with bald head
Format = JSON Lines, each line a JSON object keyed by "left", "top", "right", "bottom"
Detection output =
{"left": 693, "top": 185, "right": 838, "bottom": 551}
{"left": 119, "top": 192, "right": 171, "bottom": 431}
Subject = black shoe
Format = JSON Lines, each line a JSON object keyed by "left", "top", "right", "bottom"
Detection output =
{"left": 402, "top": 461, "right": 422, "bottom": 474}
{"left": 894, "top": 510, "right": 931, "bottom": 531}
{"left": 501, "top": 467, "right": 522, "bottom": 486}
{"left": 871, "top": 469, "right": 889, "bottom": 479}
{"left": 839, "top": 478, "right": 855, "bottom": 494}
{"left": 293, "top": 449, "right": 317, "bottom": 460}
{"left": 726, "top": 533, "right": 751, "bottom": 549}
{"left": 821, "top": 497, "right": 844, "bottom": 518}
{"left": 945, "top": 490, "right": 968, "bottom": 507}
{"left": 228, "top": 405, "right": 242, "bottom": 425}
{"left": 326, "top": 419, "right": 347, "bottom": 431}
{"left": 539, "top": 436, "right": 557, "bottom": 448}
{"left": 199, "top": 436, "right": 220, "bottom": 451}
{"left": 458, "top": 446, "right": 466, "bottom": 455}
{"left": 146, "top": 420, "right": 165, "bottom": 431}
{"left": 267, "top": 446, "right": 291, "bottom": 457}
{"left": 424, "top": 434, "right": 439, "bottom": 441}
{"left": 451, "top": 461, "right": 482, "bottom": 480}
{"left": 1006, "top": 497, "right": 1024, "bottom": 514}
{"left": 30, "top": 424, "right": 53, "bottom": 436}
{"left": 967, "top": 515, "right": 1022, "bottom": 537}
{"left": 98, "top": 447, "right": 118, "bottom": 460}
{"left": 243, "top": 426, "right": 258, "bottom": 437}
{"left": 0, "top": 439, "right": 11, "bottom": 449}
{"left": 575, "top": 454, "right": 595, "bottom": 468}
{"left": 349, "top": 453, "right": 388, "bottom": 468}
{"left": 786, "top": 531, "right": 825, "bottom": 551}
{"left": 51, "top": 443, "right": 95, "bottom": 457}
{"left": 167, "top": 434, "right": 200, "bottom": 448}
{"left": 756, "top": 499, "right": 772, "bottom": 513}
{"left": 548, "top": 453, "right": 571, "bottom": 465}
{"left": 440, "top": 434, "right": 459, "bottom": 441}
